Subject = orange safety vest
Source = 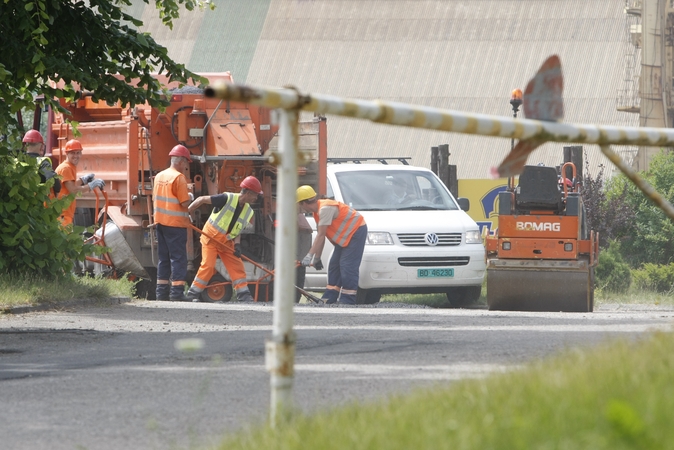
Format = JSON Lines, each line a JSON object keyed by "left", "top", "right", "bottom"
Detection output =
{"left": 153, "top": 167, "right": 190, "bottom": 227}
{"left": 314, "top": 199, "right": 365, "bottom": 247}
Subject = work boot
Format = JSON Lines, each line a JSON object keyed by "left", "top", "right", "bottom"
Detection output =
{"left": 186, "top": 286, "right": 202, "bottom": 303}
{"left": 236, "top": 289, "right": 254, "bottom": 303}
{"left": 321, "top": 289, "right": 340, "bottom": 305}
{"left": 169, "top": 285, "right": 189, "bottom": 302}
{"left": 155, "top": 283, "right": 170, "bottom": 301}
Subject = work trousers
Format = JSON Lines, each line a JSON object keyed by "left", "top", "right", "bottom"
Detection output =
{"left": 323, "top": 224, "right": 367, "bottom": 305}
{"left": 156, "top": 224, "right": 188, "bottom": 284}
{"left": 192, "top": 236, "right": 248, "bottom": 292}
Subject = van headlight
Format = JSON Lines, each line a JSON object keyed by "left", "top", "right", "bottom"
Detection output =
{"left": 465, "top": 230, "right": 481, "bottom": 244}
{"left": 366, "top": 232, "right": 393, "bottom": 245}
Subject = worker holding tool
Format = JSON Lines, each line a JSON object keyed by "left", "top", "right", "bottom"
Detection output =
{"left": 152, "top": 144, "right": 194, "bottom": 301}
{"left": 55, "top": 139, "right": 105, "bottom": 227}
{"left": 186, "top": 176, "right": 263, "bottom": 303}
{"left": 296, "top": 185, "right": 367, "bottom": 305}
{"left": 22, "top": 129, "right": 61, "bottom": 198}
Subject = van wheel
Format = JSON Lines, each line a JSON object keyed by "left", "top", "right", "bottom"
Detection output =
{"left": 356, "top": 288, "right": 382, "bottom": 305}
{"left": 446, "top": 286, "right": 481, "bottom": 308}
{"left": 201, "top": 274, "right": 232, "bottom": 303}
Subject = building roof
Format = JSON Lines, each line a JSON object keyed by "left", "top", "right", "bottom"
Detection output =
{"left": 130, "top": 0, "right": 637, "bottom": 179}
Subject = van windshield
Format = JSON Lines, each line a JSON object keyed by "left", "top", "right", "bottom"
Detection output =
{"left": 334, "top": 170, "right": 459, "bottom": 211}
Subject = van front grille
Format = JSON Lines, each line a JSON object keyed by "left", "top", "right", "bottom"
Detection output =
{"left": 397, "top": 233, "right": 462, "bottom": 246}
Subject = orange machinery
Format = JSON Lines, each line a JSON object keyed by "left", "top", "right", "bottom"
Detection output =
{"left": 45, "top": 72, "right": 327, "bottom": 300}
{"left": 485, "top": 162, "right": 599, "bottom": 312}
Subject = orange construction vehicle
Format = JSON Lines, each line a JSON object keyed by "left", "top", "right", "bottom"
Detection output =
{"left": 42, "top": 72, "right": 327, "bottom": 300}
{"left": 485, "top": 160, "right": 599, "bottom": 312}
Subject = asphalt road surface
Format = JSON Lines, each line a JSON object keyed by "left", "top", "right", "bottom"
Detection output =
{"left": 1, "top": 300, "right": 673, "bottom": 450}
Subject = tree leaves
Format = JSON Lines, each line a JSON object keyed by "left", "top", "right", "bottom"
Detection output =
{"left": 0, "top": 0, "right": 209, "bottom": 139}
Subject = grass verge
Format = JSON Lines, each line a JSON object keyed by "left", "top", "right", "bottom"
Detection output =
{"left": 0, "top": 272, "right": 135, "bottom": 309}
{"left": 217, "top": 330, "right": 674, "bottom": 450}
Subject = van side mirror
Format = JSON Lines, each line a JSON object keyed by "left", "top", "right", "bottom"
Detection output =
{"left": 458, "top": 198, "right": 470, "bottom": 211}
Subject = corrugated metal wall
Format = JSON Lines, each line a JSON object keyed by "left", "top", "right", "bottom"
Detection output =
{"left": 131, "top": 0, "right": 637, "bottom": 179}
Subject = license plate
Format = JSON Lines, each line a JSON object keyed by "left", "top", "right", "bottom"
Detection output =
{"left": 417, "top": 268, "right": 454, "bottom": 278}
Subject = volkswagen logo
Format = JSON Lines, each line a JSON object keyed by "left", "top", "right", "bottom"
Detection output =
{"left": 424, "top": 233, "right": 439, "bottom": 246}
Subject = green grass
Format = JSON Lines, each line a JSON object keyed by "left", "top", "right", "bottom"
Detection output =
{"left": 216, "top": 330, "right": 674, "bottom": 450}
{"left": 0, "top": 272, "right": 135, "bottom": 309}
{"left": 596, "top": 287, "right": 674, "bottom": 307}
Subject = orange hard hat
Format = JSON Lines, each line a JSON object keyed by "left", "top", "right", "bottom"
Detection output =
{"left": 22, "top": 129, "right": 44, "bottom": 144}
{"left": 168, "top": 144, "right": 191, "bottom": 159}
{"left": 240, "top": 176, "right": 263, "bottom": 195}
{"left": 65, "top": 139, "right": 83, "bottom": 152}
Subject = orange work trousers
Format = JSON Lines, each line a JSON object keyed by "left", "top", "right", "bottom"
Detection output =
{"left": 192, "top": 236, "right": 248, "bottom": 291}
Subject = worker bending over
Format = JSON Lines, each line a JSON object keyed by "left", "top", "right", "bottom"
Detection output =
{"left": 186, "top": 176, "right": 263, "bottom": 303}
{"left": 153, "top": 145, "right": 193, "bottom": 301}
{"left": 297, "top": 185, "right": 367, "bottom": 305}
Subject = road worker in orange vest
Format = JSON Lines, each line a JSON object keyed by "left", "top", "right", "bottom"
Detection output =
{"left": 296, "top": 185, "right": 368, "bottom": 305}
{"left": 55, "top": 139, "right": 105, "bottom": 227}
{"left": 152, "top": 144, "right": 194, "bottom": 301}
{"left": 186, "top": 176, "right": 263, "bottom": 303}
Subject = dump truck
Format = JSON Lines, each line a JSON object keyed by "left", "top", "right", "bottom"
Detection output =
{"left": 485, "top": 161, "right": 599, "bottom": 312}
{"left": 42, "top": 72, "right": 327, "bottom": 301}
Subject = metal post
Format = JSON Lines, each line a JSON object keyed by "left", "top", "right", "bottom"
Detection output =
{"left": 265, "top": 108, "right": 299, "bottom": 427}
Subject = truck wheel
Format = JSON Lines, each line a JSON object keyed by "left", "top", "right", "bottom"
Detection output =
{"left": 446, "top": 286, "right": 481, "bottom": 308}
{"left": 356, "top": 288, "right": 381, "bottom": 305}
{"left": 134, "top": 266, "right": 157, "bottom": 300}
{"left": 201, "top": 274, "right": 232, "bottom": 303}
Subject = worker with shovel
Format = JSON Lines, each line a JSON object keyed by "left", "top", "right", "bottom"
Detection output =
{"left": 296, "top": 185, "right": 367, "bottom": 305}
{"left": 186, "top": 176, "right": 263, "bottom": 302}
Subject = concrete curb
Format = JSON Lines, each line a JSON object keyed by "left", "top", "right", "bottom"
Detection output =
{"left": 1, "top": 297, "right": 134, "bottom": 315}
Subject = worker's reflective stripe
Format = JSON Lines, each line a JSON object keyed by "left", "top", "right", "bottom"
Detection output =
{"left": 156, "top": 195, "right": 181, "bottom": 204}
{"left": 315, "top": 199, "right": 365, "bottom": 247}
{"left": 341, "top": 289, "right": 357, "bottom": 295}
{"left": 232, "top": 278, "right": 246, "bottom": 286}
{"left": 326, "top": 284, "right": 340, "bottom": 291}
{"left": 194, "top": 276, "right": 210, "bottom": 287}
{"left": 156, "top": 279, "right": 170, "bottom": 285}
{"left": 206, "top": 194, "right": 254, "bottom": 240}
{"left": 153, "top": 168, "right": 190, "bottom": 227}
{"left": 171, "top": 280, "right": 185, "bottom": 286}
{"left": 155, "top": 207, "right": 189, "bottom": 217}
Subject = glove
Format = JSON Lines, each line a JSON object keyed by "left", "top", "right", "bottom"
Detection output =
{"left": 301, "top": 253, "right": 315, "bottom": 267}
{"left": 88, "top": 179, "right": 105, "bottom": 191}
{"left": 80, "top": 173, "right": 95, "bottom": 185}
{"left": 188, "top": 192, "right": 194, "bottom": 202}
{"left": 233, "top": 243, "right": 242, "bottom": 258}
{"left": 313, "top": 258, "right": 324, "bottom": 271}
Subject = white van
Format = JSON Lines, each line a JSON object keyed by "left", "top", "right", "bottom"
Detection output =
{"left": 304, "top": 164, "right": 486, "bottom": 306}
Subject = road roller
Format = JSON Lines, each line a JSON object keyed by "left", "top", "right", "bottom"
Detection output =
{"left": 486, "top": 162, "right": 599, "bottom": 312}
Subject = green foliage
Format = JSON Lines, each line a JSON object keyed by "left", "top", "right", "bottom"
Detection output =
{"left": 580, "top": 162, "right": 635, "bottom": 250}
{"left": 0, "top": 151, "right": 98, "bottom": 279}
{"left": 0, "top": 0, "right": 211, "bottom": 141}
{"left": 596, "top": 240, "right": 632, "bottom": 292}
{"left": 632, "top": 263, "right": 674, "bottom": 293}
{"left": 604, "top": 150, "right": 674, "bottom": 267}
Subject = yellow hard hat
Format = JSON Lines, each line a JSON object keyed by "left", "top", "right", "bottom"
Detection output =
{"left": 296, "top": 185, "right": 317, "bottom": 203}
